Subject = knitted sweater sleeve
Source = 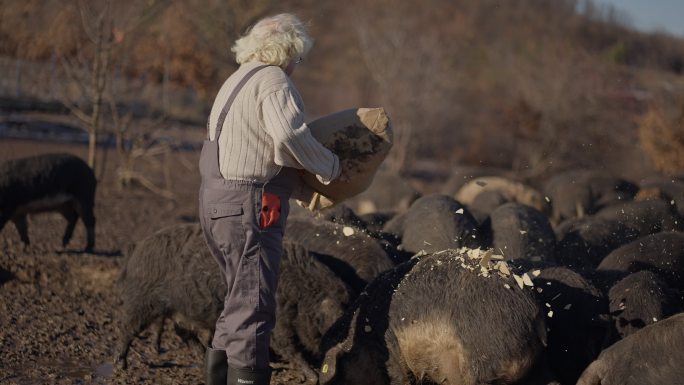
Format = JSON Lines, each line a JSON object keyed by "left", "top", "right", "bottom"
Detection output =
{"left": 261, "top": 87, "right": 340, "bottom": 183}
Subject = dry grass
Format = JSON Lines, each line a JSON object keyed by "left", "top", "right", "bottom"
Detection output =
{"left": 638, "top": 101, "right": 684, "bottom": 174}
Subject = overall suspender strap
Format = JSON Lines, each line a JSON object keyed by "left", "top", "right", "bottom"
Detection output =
{"left": 207, "top": 65, "right": 269, "bottom": 140}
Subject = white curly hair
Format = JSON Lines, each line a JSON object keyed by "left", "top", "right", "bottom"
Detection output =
{"left": 231, "top": 13, "right": 313, "bottom": 67}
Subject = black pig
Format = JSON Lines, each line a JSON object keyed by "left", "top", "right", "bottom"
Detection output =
{"left": 0, "top": 153, "right": 96, "bottom": 251}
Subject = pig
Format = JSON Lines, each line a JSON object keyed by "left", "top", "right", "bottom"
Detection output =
{"left": 554, "top": 217, "right": 640, "bottom": 269}
{"left": 318, "top": 258, "right": 415, "bottom": 385}
{"left": 317, "top": 204, "right": 368, "bottom": 229}
{"left": 531, "top": 266, "right": 611, "bottom": 385}
{"left": 593, "top": 199, "right": 681, "bottom": 236}
{"left": 596, "top": 231, "right": 684, "bottom": 290}
{"left": 543, "top": 170, "right": 638, "bottom": 224}
{"left": 440, "top": 166, "right": 514, "bottom": 196}
{"left": 636, "top": 176, "right": 684, "bottom": 218}
{"left": 481, "top": 202, "right": 556, "bottom": 262}
{"left": 385, "top": 250, "right": 548, "bottom": 385}
{"left": 320, "top": 248, "right": 550, "bottom": 385}
{"left": 400, "top": 194, "right": 482, "bottom": 254}
{"left": 607, "top": 270, "right": 683, "bottom": 340}
{"left": 116, "top": 223, "right": 351, "bottom": 378}
{"left": 358, "top": 211, "right": 395, "bottom": 234}
{"left": 576, "top": 312, "right": 684, "bottom": 385}
{"left": 381, "top": 211, "right": 407, "bottom": 239}
{"left": 285, "top": 216, "right": 398, "bottom": 294}
{"left": 455, "top": 176, "right": 549, "bottom": 215}
{"left": 467, "top": 189, "right": 511, "bottom": 224}
{"left": 0, "top": 153, "right": 96, "bottom": 251}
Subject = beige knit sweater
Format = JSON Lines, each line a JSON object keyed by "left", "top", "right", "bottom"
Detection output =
{"left": 207, "top": 61, "right": 340, "bottom": 183}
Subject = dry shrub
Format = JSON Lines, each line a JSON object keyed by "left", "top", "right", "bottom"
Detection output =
{"left": 638, "top": 102, "right": 684, "bottom": 174}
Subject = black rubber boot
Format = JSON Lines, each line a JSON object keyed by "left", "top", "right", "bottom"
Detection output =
{"left": 227, "top": 366, "right": 271, "bottom": 385}
{"left": 204, "top": 347, "right": 228, "bottom": 385}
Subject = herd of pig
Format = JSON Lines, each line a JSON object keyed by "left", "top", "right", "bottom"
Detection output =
{"left": 1, "top": 153, "right": 684, "bottom": 384}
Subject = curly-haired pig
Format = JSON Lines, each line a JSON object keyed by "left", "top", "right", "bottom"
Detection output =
{"left": 116, "top": 223, "right": 351, "bottom": 378}
{"left": 400, "top": 194, "right": 482, "bottom": 254}
{"left": 319, "top": 249, "right": 551, "bottom": 385}
{"left": 0, "top": 153, "right": 96, "bottom": 251}
{"left": 531, "top": 266, "right": 610, "bottom": 385}
{"left": 285, "top": 216, "right": 399, "bottom": 295}
{"left": 542, "top": 170, "right": 638, "bottom": 224}
{"left": 554, "top": 217, "right": 640, "bottom": 269}
{"left": 596, "top": 231, "right": 684, "bottom": 290}
{"left": 576, "top": 312, "right": 684, "bottom": 385}
{"left": 593, "top": 199, "right": 681, "bottom": 236}
{"left": 481, "top": 202, "right": 556, "bottom": 262}
{"left": 606, "top": 270, "right": 682, "bottom": 340}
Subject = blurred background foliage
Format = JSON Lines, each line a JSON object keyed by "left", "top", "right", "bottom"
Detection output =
{"left": 1, "top": 0, "right": 683, "bottom": 181}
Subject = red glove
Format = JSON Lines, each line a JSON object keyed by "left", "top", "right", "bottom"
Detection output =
{"left": 260, "top": 191, "right": 281, "bottom": 230}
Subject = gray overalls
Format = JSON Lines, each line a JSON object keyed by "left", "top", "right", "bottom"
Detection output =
{"left": 198, "top": 65, "right": 299, "bottom": 370}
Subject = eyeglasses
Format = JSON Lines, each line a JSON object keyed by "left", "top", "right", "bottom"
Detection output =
{"left": 294, "top": 57, "right": 303, "bottom": 64}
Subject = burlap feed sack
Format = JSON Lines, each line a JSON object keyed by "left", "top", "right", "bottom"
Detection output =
{"left": 293, "top": 107, "right": 393, "bottom": 211}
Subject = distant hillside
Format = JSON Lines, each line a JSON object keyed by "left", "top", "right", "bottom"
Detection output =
{"left": 1, "top": 0, "right": 683, "bottom": 178}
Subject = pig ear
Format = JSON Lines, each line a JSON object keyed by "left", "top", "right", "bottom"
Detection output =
{"left": 319, "top": 308, "right": 361, "bottom": 384}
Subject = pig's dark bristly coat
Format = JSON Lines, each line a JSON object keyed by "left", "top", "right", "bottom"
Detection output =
{"left": 320, "top": 250, "right": 550, "bottom": 385}
{"left": 0, "top": 153, "right": 96, "bottom": 251}
{"left": 116, "top": 223, "right": 351, "bottom": 377}
{"left": 576, "top": 312, "right": 684, "bottom": 385}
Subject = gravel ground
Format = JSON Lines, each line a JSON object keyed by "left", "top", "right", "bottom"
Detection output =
{"left": 0, "top": 139, "right": 307, "bottom": 385}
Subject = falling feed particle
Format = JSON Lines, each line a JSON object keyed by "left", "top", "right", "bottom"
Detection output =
{"left": 531, "top": 270, "right": 541, "bottom": 277}
{"left": 564, "top": 304, "right": 572, "bottom": 310}
{"left": 545, "top": 196, "right": 551, "bottom": 203}
{"left": 498, "top": 262, "right": 510, "bottom": 276}
{"left": 547, "top": 311, "right": 554, "bottom": 318}
{"left": 342, "top": 227, "right": 355, "bottom": 236}
{"left": 504, "top": 284, "right": 511, "bottom": 289}
{"left": 522, "top": 273, "right": 533, "bottom": 287}
{"left": 513, "top": 274, "right": 525, "bottom": 289}
{"left": 479, "top": 249, "right": 493, "bottom": 268}
{"left": 364, "top": 325, "right": 372, "bottom": 333}
{"left": 519, "top": 230, "right": 527, "bottom": 235}
{"left": 653, "top": 317, "right": 658, "bottom": 322}
{"left": 455, "top": 208, "right": 464, "bottom": 214}
{"left": 545, "top": 303, "right": 551, "bottom": 308}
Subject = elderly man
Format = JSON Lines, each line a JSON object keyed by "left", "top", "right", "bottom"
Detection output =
{"left": 198, "top": 13, "right": 341, "bottom": 385}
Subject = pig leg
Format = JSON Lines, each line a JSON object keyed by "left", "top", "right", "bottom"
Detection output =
{"left": 11, "top": 215, "right": 30, "bottom": 246}
{"left": 116, "top": 304, "right": 164, "bottom": 369}
{"left": 60, "top": 205, "right": 79, "bottom": 248}
{"left": 172, "top": 323, "right": 206, "bottom": 357}
{"left": 154, "top": 317, "right": 166, "bottom": 354}
{"left": 74, "top": 200, "right": 95, "bottom": 252}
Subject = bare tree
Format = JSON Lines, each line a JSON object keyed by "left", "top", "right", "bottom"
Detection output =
{"left": 57, "top": 0, "right": 167, "bottom": 173}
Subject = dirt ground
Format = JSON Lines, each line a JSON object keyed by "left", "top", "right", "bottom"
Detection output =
{"left": 0, "top": 139, "right": 307, "bottom": 384}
